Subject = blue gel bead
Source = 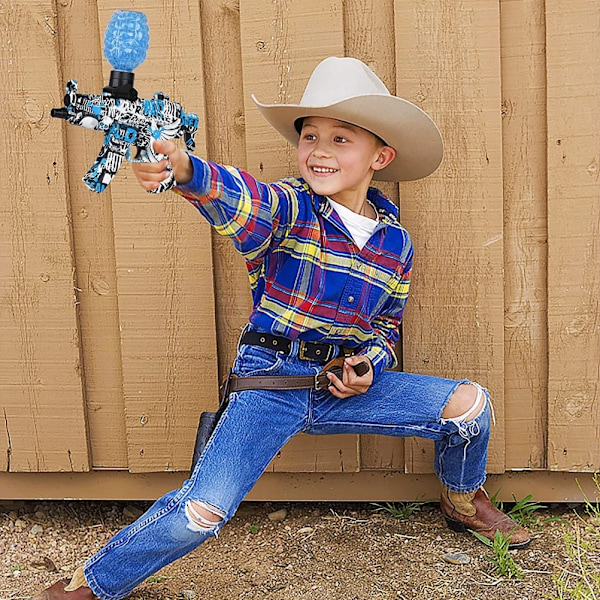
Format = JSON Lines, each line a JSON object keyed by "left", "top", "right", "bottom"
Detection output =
{"left": 104, "top": 10, "right": 150, "bottom": 72}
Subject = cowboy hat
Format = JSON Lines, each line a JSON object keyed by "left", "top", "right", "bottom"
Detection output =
{"left": 252, "top": 56, "right": 443, "bottom": 182}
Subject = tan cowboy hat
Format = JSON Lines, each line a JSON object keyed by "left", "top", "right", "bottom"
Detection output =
{"left": 252, "top": 56, "right": 443, "bottom": 182}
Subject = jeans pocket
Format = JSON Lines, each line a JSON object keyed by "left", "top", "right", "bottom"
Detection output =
{"left": 235, "top": 344, "right": 285, "bottom": 376}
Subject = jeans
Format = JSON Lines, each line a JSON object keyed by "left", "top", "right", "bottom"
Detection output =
{"left": 84, "top": 337, "right": 491, "bottom": 600}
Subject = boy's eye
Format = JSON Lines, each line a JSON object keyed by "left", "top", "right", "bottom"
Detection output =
{"left": 334, "top": 136, "right": 348, "bottom": 143}
{"left": 303, "top": 133, "right": 316, "bottom": 141}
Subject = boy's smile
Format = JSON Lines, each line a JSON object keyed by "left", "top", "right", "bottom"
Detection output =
{"left": 297, "top": 117, "right": 395, "bottom": 215}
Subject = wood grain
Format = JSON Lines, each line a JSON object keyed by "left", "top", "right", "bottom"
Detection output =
{"left": 500, "top": 0, "right": 548, "bottom": 469}
{"left": 0, "top": 0, "right": 89, "bottom": 472}
{"left": 546, "top": 0, "right": 600, "bottom": 471}
{"left": 97, "top": 0, "right": 219, "bottom": 472}
{"left": 395, "top": 0, "right": 506, "bottom": 474}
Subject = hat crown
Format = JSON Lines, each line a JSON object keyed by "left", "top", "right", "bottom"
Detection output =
{"left": 300, "top": 57, "right": 390, "bottom": 107}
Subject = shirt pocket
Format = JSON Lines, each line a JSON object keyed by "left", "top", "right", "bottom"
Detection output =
{"left": 365, "top": 266, "right": 405, "bottom": 319}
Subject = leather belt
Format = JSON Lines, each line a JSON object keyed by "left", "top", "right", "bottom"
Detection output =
{"left": 224, "top": 358, "right": 370, "bottom": 395}
{"left": 240, "top": 330, "right": 346, "bottom": 362}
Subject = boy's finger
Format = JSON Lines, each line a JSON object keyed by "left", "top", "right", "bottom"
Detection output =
{"left": 327, "top": 372, "right": 348, "bottom": 394}
{"left": 153, "top": 139, "right": 178, "bottom": 156}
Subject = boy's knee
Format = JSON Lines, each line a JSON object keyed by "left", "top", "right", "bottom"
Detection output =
{"left": 441, "top": 383, "right": 484, "bottom": 421}
{"left": 185, "top": 500, "right": 225, "bottom": 533}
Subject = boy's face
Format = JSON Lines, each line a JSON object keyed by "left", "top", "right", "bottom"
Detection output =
{"left": 297, "top": 117, "right": 392, "bottom": 205}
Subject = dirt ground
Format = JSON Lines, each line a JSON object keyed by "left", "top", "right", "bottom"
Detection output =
{"left": 0, "top": 498, "right": 597, "bottom": 600}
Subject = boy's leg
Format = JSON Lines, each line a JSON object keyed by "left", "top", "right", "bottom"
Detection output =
{"left": 32, "top": 387, "right": 309, "bottom": 600}
{"left": 307, "top": 370, "right": 530, "bottom": 548}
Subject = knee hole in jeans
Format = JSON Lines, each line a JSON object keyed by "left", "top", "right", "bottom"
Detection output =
{"left": 185, "top": 500, "right": 225, "bottom": 533}
{"left": 441, "top": 382, "right": 485, "bottom": 422}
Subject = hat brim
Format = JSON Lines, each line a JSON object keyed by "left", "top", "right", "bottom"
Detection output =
{"left": 252, "top": 93, "right": 443, "bottom": 182}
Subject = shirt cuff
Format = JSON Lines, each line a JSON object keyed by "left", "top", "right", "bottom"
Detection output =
{"left": 174, "top": 154, "right": 211, "bottom": 196}
{"left": 357, "top": 343, "right": 397, "bottom": 378}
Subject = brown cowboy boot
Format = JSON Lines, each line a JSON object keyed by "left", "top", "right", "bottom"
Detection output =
{"left": 30, "top": 568, "right": 96, "bottom": 600}
{"left": 440, "top": 486, "right": 531, "bottom": 549}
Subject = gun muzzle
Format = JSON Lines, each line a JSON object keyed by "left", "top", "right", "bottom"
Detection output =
{"left": 51, "top": 108, "right": 70, "bottom": 120}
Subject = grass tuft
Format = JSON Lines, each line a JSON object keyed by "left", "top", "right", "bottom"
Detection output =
{"left": 550, "top": 474, "right": 600, "bottom": 600}
{"left": 371, "top": 501, "right": 422, "bottom": 520}
{"left": 471, "top": 529, "right": 523, "bottom": 580}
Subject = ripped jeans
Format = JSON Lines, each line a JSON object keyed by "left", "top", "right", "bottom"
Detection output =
{"left": 83, "top": 341, "right": 491, "bottom": 600}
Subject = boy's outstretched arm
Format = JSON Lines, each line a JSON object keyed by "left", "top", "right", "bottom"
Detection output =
{"left": 131, "top": 140, "right": 193, "bottom": 191}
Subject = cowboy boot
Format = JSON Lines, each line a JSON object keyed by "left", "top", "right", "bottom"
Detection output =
{"left": 440, "top": 486, "right": 531, "bottom": 549}
{"left": 30, "top": 568, "right": 95, "bottom": 600}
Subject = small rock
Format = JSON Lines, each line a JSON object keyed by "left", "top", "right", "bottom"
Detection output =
{"left": 14, "top": 519, "right": 25, "bottom": 528}
{"left": 30, "top": 557, "right": 58, "bottom": 572}
{"left": 8, "top": 511, "right": 18, "bottom": 522}
{"left": 123, "top": 505, "right": 144, "bottom": 520}
{"left": 182, "top": 590, "right": 197, "bottom": 600}
{"left": 297, "top": 526, "right": 314, "bottom": 535}
{"left": 442, "top": 552, "right": 470, "bottom": 565}
{"left": 268, "top": 508, "right": 288, "bottom": 522}
{"left": 30, "top": 524, "right": 44, "bottom": 536}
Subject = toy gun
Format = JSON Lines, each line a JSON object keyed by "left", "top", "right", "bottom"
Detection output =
{"left": 51, "top": 10, "right": 199, "bottom": 194}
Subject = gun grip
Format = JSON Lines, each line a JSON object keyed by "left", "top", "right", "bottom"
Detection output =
{"left": 146, "top": 153, "right": 176, "bottom": 194}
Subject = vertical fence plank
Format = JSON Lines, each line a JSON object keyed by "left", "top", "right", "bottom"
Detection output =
{"left": 55, "top": 1, "right": 128, "bottom": 469}
{"left": 546, "top": 0, "right": 600, "bottom": 471}
{"left": 343, "top": 0, "right": 405, "bottom": 471}
{"left": 500, "top": 0, "right": 548, "bottom": 470}
{"left": 395, "top": 0, "right": 506, "bottom": 474}
{"left": 96, "top": 0, "right": 219, "bottom": 472}
{"left": 200, "top": 0, "right": 253, "bottom": 380}
{"left": 240, "top": 0, "right": 345, "bottom": 182}
{"left": 239, "top": 0, "right": 359, "bottom": 472}
{"left": 0, "top": 0, "right": 89, "bottom": 471}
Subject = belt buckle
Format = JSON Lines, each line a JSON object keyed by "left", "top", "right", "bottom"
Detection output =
{"left": 298, "top": 341, "right": 311, "bottom": 361}
{"left": 299, "top": 341, "right": 334, "bottom": 362}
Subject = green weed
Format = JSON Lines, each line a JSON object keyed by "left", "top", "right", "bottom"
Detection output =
{"left": 490, "top": 489, "right": 560, "bottom": 528}
{"left": 552, "top": 525, "right": 599, "bottom": 600}
{"left": 579, "top": 473, "right": 600, "bottom": 520}
{"left": 371, "top": 501, "right": 422, "bottom": 520}
{"left": 550, "top": 474, "right": 600, "bottom": 600}
{"left": 472, "top": 529, "right": 523, "bottom": 580}
{"left": 508, "top": 494, "right": 549, "bottom": 527}
{"left": 247, "top": 524, "right": 260, "bottom": 534}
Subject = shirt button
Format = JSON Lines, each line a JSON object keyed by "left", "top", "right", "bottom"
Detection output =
{"left": 347, "top": 296, "right": 355, "bottom": 303}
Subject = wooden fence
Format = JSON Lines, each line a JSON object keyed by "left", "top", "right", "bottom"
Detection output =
{"left": 0, "top": 0, "right": 598, "bottom": 501}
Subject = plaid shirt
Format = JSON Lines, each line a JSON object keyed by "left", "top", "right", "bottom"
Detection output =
{"left": 175, "top": 156, "right": 413, "bottom": 377}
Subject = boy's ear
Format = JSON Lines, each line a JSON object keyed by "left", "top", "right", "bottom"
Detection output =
{"left": 372, "top": 146, "right": 396, "bottom": 172}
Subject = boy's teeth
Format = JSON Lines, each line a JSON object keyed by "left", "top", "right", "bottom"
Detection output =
{"left": 313, "top": 167, "right": 336, "bottom": 173}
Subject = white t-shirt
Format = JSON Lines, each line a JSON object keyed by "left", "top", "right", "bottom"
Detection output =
{"left": 328, "top": 197, "right": 379, "bottom": 250}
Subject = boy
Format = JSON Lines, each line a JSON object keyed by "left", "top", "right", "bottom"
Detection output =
{"left": 32, "top": 57, "right": 529, "bottom": 600}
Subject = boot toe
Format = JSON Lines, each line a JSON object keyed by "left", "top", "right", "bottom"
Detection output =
{"left": 30, "top": 579, "right": 95, "bottom": 600}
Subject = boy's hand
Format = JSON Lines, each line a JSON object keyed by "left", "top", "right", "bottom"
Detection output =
{"left": 131, "top": 139, "right": 193, "bottom": 191}
{"left": 326, "top": 356, "right": 373, "bottom": 398}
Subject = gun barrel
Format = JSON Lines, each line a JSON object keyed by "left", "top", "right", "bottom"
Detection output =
{"left": 51, "top": 108, "right": 70, "bottom": 120}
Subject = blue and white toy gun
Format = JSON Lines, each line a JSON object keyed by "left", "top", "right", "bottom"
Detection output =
{"left": 51, "top": 10, "right": 199, "bottom": 193}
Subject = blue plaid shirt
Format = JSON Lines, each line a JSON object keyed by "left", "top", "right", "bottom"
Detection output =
{"left": 175, "top": 155, "right": 413, "bottom": 377}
